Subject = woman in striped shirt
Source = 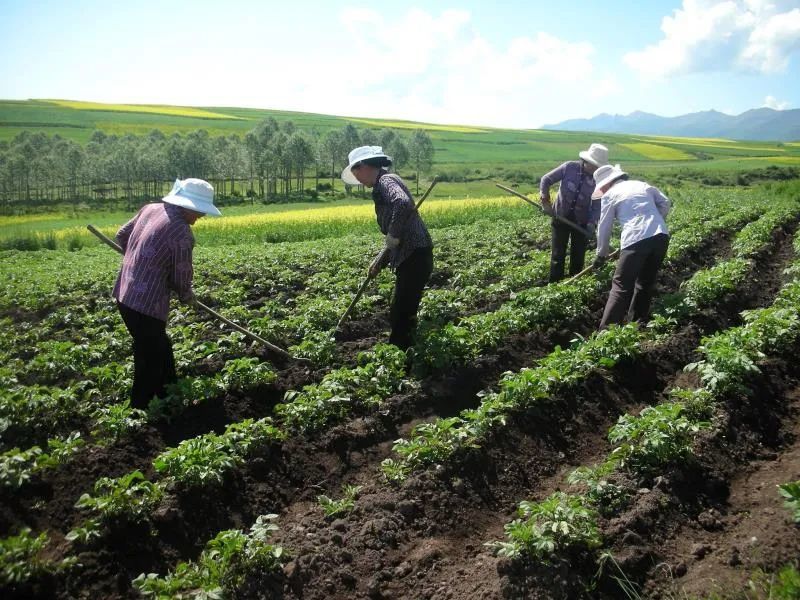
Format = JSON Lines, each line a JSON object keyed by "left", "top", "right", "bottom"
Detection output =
{"left": 343, "top": 146, "right": 433, "bottom": 351}
{"left": 113, "top": 178, "right": 221, "bottom": 409}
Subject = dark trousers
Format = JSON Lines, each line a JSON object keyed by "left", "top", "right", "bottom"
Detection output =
{"left": 117, "top": 302, "right": 177, "bottom": 409}
{"left": 549, "top": 220, "right": 588, "bottom": 282}
{"left": 390, "top": 247, "right": 434, "bottom": 350}
{"left": 600, "top": 233, "right": 670, "bottom": 328}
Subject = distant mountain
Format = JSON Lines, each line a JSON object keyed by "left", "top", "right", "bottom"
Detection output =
{"left": 543, "top": 107, "right": 800, "bottom": 142}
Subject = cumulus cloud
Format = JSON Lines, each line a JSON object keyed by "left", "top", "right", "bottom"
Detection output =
{"left": 109, "top": 8, "right": 615, "bottom": 128}
{"left": 763, "top": 95, "right": 790, "bottom": 109}
{"left": 625, "top": 0, "right": 800, "bottom": 78}
{"left": 301, "top": 7, "right": 606, "bottom": 127}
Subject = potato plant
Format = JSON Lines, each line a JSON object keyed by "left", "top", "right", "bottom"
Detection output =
{"left": 0, "top": 529, "right": 76, "bottom": 586}
{"left": 133, "top": 514, "right": 286, "bottom": 598}
{"left": 486, "top": 492, "right": 601, "bottom": 560}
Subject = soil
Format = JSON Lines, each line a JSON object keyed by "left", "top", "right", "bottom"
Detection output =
{"left": 4, "top": 221, "right": 799, "bottom": 600}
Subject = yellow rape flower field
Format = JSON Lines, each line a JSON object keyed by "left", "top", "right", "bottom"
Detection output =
{"left": 45, "top": 99, "right": 241, "bottom": 120}
{"left": 621, "top": 142, "right": 694, "bottom": 160}
{"left": 1, "top": 195, "right": 529, "bottom": 249}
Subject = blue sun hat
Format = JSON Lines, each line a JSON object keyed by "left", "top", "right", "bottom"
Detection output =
{"left": 163, "top": 178, "right": 221, "bottom": 216}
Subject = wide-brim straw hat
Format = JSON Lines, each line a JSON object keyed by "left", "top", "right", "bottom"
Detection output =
{"left": 592, "top": 164, "right": 627, "bottom": 198}
{"left": 163, "top": 178, "right": 221, "bottom": 216}
{"left": 579, "top": 143, "right": 609, "bottom": 168}
{"left": 341, "top": 146, "right": 392, "bottom": 185}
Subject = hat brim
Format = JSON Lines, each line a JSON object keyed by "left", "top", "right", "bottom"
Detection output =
{"left": 579, "top": 151, "right": 607, "bottom": 167}
{"left": 340, "top": 153, "right": 391, "bottom": 185}
{"left": 163, "top": 194, "right": 222, "bottom": 217}
{"left": 592, "top": 171, "right": 627, "bottom": 198}
{"left": 341, "top": 165, "right": 361, "bottom": 186}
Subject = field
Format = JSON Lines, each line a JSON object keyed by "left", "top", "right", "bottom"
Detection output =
{"left": 2, "top": 99, "right": 800, "bottom": 180}
{"left": 2, "top": 173, "right": 800, "bottom": 599}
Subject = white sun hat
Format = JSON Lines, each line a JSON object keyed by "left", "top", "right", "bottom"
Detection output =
{"left": 162, "top": 178, "right": 221, "bottom": 216}
{"left": 341, "top": 146, "right": 392, "bottom": 185}
{"left": 579, "top": 143, "right": 609, "bottom": 168}
{"left": 592, "top": 164, "right": 627, "bottom": 198}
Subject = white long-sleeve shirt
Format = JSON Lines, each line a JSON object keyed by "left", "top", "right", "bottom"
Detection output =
{"left": 596, "top": 180, "right": 670, "bottom": 257}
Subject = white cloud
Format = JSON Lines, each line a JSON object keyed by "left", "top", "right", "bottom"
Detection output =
{"left": 625, "top": 0, "right": 800, "bottom": 78}
{"left": 54, "top": 8, "right": 616, "bottom": 128}
{"left": 763, "top": 95, "right": 790, "bottom": 109}
{"left": 300, "top": 8, "right": 607, "bottom": 128}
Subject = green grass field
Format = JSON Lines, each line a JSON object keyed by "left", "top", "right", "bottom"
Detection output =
{"left": 2, "top": 99, "right": 798, "bottom": 177}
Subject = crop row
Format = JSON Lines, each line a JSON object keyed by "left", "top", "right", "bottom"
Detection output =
{"left": 489, "top": 230, "right": 800, "bottom": 581}
{"left": 413, "top": 197, "right": 766, "bottom": 372}
{"left": 99, "top": 193, "right": 795, "bottom": 596}
{"left": 0, "top": 191, "right": 774, "bottom": 498}
{"left": 0, "top": 187, "right": 786, "bottom": 595}
{"left": 0, "top": 190, "right": 764, "bottom": 494}
{"left": 130, "top": 191, "right": 800, "bottom": 597}
{"left": 381, "top": 199, "right": 799, "bottom": 481}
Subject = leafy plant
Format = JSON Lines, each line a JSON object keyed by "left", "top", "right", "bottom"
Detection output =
{"left": 486, "top": 492, "right": 601, "bottom": 560}
{"left": 748, "top": 564, "right": 800, "bottom": 600}
{"left": 288, "top": 330, "right": 337, "bottom": 366}
{"left": 0, "top": 432, "right": 84, "bottom": 489}
{"left": 608, "top": 402, "right": 709, "bottom": 474}
{"left": 567, "top": 461, "right": 628, "bottom": 514}
{"left": 154, "top": 436, "right": 240, "bottom": 489}
{"left": 277, "top": 344, "right": 407, "bottom": 433}
{"left": 220, "top": 357, "right": 277, "bottom": 390}
{"left": 133, "top": 514, "right": 286, "bottom": 598}
{"left": 317, "top": 484, "right": 362, "bottom": 517}
{"left": 0, "top": 529, "right": 76, "bottom": 585}
{"left": 0, "top": 446, "right": 42, "bottom": 489}
{"left": 74, "top": 470, "right": 163, "bottom": 524}
{"left": 91, "top": 401, "right": 148, "bottom": 442}
{"left": 383, "top": 417, "right": 475, "bottom": 482}
{"left": 778, "top": 481, "right": 800, "bottom": 523}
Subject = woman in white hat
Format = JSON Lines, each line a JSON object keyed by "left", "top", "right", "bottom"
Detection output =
{"left": 591, "top": 165, "right": 670, "bottom": 328}
{"left": 539, "top": 143, "right": 609, "bottom": 282}
{"left": 342, "top": 146, "right": 433, "bottom": 351}
{"left": 113, "top": 178, "right": 221, "bottom": 409}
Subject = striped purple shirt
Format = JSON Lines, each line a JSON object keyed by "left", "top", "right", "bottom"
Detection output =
{"left": 112, "top": 202, "right": 194, "bottom": 322}
{"left": 372, "top": 171, "right": 432, "bottom": 268}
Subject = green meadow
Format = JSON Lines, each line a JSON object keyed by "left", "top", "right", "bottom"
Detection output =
{"left": 1, "top": 98, "right": 798, "bottom": 250}
{"left": 2, "top": 98, "right": 797, "bottom": 177}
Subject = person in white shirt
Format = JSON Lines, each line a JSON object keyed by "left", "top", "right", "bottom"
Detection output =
{"left": 591, "top": 164, "right": 670, "bottom": 328}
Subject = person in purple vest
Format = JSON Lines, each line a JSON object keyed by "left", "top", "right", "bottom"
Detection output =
{"left": 113, "top": 178, "right": 221, "bottom": 409}
{"left": 342, "top": 146, "right": 433, "bottom": 351}
{"left": 539, "top": 143, "right": 609, "bottom": 282}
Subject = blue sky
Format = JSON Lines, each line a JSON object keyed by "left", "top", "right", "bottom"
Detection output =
{"left": 1, "top": 0, "right": 799, "bottom": 128}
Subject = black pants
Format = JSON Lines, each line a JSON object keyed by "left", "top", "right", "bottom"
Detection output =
{"left": 549, "top": 220, "right": 588, "bottom": 282}
{"left": 117, "top": 302, "right": 177, "bottom": 409}
{"left": 600, "top": 233, "right": 670, "bottom": 328}
{"left": 390, "top": 247, "right": 434, "bottom": 350}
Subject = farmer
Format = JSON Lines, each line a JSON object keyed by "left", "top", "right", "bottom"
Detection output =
{"left": 539, "top": 143, "right": 609, "bottom": 282}
{"left": 113, "top": 178, "right": 221, "bottom": 409}
{"left": 591, "top": 164, "right": 670, "bottom": 328}
{"left": 342, "top": 146, "right": 433, "bottom": 351}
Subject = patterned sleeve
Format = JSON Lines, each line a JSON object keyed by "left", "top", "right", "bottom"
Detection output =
{"left": 382, "top": 177, "right": 415, "bottom": 239}
{"left": 169, "top": 229, "right": 194, "bottom": 302}
{"left": 115, "top": 212, "right": 138, "bottom": 251}
{"left": 539, "top": 163, "right": 566, "bottom": 198}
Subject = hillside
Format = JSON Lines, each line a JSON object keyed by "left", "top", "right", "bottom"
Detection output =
{"left": 1, "top": 99, "right": 799, "bottom": 182}
{"left": 543, "top": 107, "right": 800, "bottom": 142}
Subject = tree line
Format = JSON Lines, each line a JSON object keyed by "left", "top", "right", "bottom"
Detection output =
{"left": 0, "top": 119, "right": 435, "bottom": 211}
